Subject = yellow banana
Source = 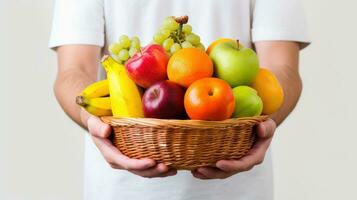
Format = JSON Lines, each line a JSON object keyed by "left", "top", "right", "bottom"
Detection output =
{"left": 76, "top": 96, "right": 112, "bottom": 116}
{"left": 80, "top": 79, "right": 109, "bottom": 99}
{"left": 101, "top": 55, "right": 144, "bottom": 117}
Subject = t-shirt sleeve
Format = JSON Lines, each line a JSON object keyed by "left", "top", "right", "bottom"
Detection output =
{"left": 252, "top": 0, "right": 310, "bottom": 49}
{"left": 48, "top": 0, "right": 105, "bottom": 50}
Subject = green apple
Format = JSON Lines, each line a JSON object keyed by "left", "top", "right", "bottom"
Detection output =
{"left": 232, "top": 86, "right": 263, "bottom": 118}
{"left": 209, "top": 41, "right": 259, "bottom": 87}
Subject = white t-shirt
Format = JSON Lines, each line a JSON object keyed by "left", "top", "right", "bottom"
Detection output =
{"left": 49, "top": 0, "right": 309, "bottom": 199}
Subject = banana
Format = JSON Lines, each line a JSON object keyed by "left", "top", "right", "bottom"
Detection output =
{"left": 76, "top": 96, "right": 112, "bottom": 116}
{"left": 80, "top": 79, "right": 109, "bottom": 99}
{"left": 101, "top": 55, "right": 144, "bottom": 117}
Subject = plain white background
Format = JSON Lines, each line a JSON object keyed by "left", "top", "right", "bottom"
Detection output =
{"left": 1, "top": 0, "right": 356, "bottom": 199}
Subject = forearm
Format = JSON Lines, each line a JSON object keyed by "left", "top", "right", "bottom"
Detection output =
{"left": 267, "top": 65, "right": 302, "bottom": 125}
{"left": 54, "top": 68, "right": 96, "bottom": 128}
{"left": 54, "top": 45, "right": 101, "bottom": 129}
{"left": 255, "top": 41, "right": 302, "bottom": 125}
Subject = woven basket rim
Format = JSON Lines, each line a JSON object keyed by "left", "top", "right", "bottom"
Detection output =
{"left": 101, "top": 115, "right": 268, "bottom": 129}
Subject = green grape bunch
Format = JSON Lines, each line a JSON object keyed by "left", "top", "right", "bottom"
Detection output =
{"left": 153, "top": 16, "right": 206, "bottom": 55}
{"left": 109, "top": 35, "right": 142, "bottom": 64}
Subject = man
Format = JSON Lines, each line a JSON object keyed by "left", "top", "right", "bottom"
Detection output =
{"left": 49, "top": 0, "right": 309, "bottom": 199}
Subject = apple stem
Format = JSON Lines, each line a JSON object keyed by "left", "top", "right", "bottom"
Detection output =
{"left": 237, "top": 39, "right": 240, "bottom": 50}
{"left": 152, "top": 89, "right": 159, "bottom": 98}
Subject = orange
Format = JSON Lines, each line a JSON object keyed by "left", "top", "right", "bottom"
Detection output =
{"left": 167, "top": 48, "right": 213, "bottom": 88}
{"left": 206, "top": 38, "right": 234, "bottom": 55}
{"left": 184, "top": 77, "right": 235, "bottom": 120}
{"left": 251, "top": 68, "right": 284, "bottom": 115}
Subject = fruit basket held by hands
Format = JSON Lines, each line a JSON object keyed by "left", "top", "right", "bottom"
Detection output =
{"left": 102, "top": 116, "right": 267, "bottom": 170}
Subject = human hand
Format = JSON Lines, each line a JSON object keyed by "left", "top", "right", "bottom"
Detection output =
{"left": 191, "top": 118, "right": 276, "bottom": 179}
{"left": 81, "top": 110, "right": 177, "bottom": 178}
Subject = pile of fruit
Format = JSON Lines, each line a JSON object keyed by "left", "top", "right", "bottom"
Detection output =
{"left": 77, "top": 16, "right": 284, "bottom": 121}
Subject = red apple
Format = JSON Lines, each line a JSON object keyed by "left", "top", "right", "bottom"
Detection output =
{"left": 142, "top": 80, "right": 186, "bottom": 119}
{"left": 125, "top": 44, "right": 169, "bottom": 88}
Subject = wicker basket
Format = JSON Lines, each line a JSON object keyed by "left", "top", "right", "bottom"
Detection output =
{"left": 101, "top": 116, "right": 268, "bottom": 170}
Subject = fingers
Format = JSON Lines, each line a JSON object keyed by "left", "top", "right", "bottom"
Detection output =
{"left": 91, "top": 136, "right": 156, "bottom": 170}
{"left": 130, "top": 163, "right": 177, "bottom": 178}
{"left": 216, "top": 139, "right": 271, "bottom": 172}
{"left": 157, "top": 168, "right": 177, "bottom": 177}
{"left": 195, "top": 167, "right": 233, "bottom": 179}
{"left": 130, "top": 163, "right": 168, "bottom": 177}
{"left": 216, "top": 159, "right": 255, "bottom": 173}
{"left": 87, "top": 116, "right": 112, "bottom": 138}
{"left": 92, "top": 135, "right": 176, "bottom": 178}
{"left": 87, "top": 113, "right": 178, "bottom": 178}
{"left": 216, "top": 139, "right": 270, "bottom": 173}
{"left": 257, "top": 118, "right": 276, "bottom": 139}
{"left": 191, "top": 170, "right": 209, "bottom": 180}
{"left": 216, "top": 126, "right": 274, "bottom": 173}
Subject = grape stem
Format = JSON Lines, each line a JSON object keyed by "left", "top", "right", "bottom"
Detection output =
{"left": 175, "top": 16, "right": 189, "bottom": 24}
{"left": 171, "top": 32, "right": 180, "bottom": 44}
{"left": 174, "top": 16, "right": 189, "bottom": 45}
{"left": 178, "top": 24, "right": 183, "bottom": 44}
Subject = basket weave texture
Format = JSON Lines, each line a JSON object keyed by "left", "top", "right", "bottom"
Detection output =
{"left": 101, "top": 116, "right": 268, "bottom": 170}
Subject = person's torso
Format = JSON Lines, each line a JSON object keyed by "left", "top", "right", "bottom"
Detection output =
{"left": 90, "top": 1, "right": 273, "bottom": 200}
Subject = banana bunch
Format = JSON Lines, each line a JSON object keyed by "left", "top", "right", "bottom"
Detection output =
{"left": 76, "top": 80, "right": 112, "bottom": 116}
{"left": 76, "top": 55, "right": 144, "bottom": 117}
{"left": 101, "top": 55, "right": 144, "bottom": 117}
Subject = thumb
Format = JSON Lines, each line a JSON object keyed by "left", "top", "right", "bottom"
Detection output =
{"left": 87, "top": 116, "right": 112, "bottom": 138}
{"left": 257, "top": 118, "right": 276, "bottom": 139}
